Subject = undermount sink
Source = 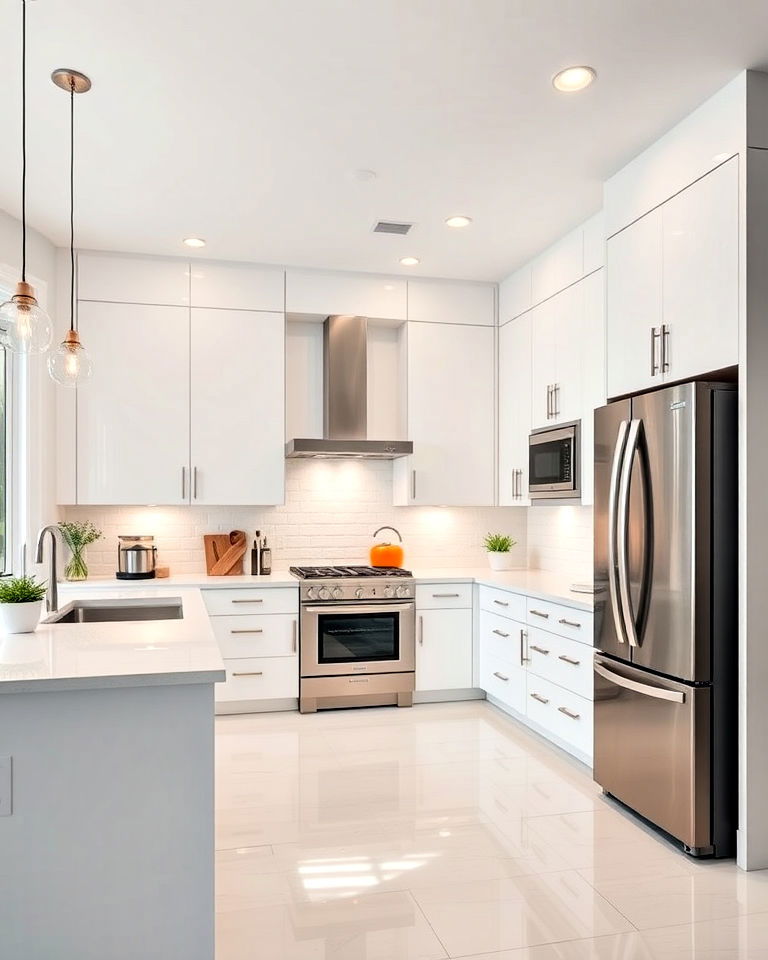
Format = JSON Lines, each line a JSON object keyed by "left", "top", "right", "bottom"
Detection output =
{"left": 44, "top": 597, "right": 184, "bottom": 625}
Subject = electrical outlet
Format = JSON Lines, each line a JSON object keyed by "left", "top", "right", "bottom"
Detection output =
{"left": 0, "top": 756, "right": 12, "bottom": 816}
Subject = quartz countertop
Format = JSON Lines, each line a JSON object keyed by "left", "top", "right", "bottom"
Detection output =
{"left": 0, "top": 586, "right": 225, "bottom": 694}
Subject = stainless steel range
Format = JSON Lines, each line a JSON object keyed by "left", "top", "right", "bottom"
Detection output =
{"left": 290, "top": 566, "right": 415, "bottom": 714}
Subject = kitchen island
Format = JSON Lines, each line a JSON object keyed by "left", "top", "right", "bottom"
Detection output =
{"left": 0, "top": 587, "right": 225, "bottom": 960}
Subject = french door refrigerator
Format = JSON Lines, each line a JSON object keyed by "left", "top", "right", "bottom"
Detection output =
{"left": 593, "top": 381, "right": 737, "bottom": 857}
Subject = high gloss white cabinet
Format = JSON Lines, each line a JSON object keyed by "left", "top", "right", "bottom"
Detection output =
{"left": 416, "top": 608, "right": 473, "bottom": 691}
{"left": 77, "top": 253, "right": 190, "bottom": 306}
{"left": 76, "top": 302, "right": 191, "bottom": 504}
{"left": 394, "top": 323, "right": 495, "bottom": 505}
{"left": 498, "top": 314, "right": 531, "bottom": 505}
{"left": 190, "top": 309, "right": 285, "bottom": 505}
{"left": 286, "top": 268, "right": 407, "bottom": 320}
{"left": 407, "top": 279, "right": 494, "bottom": 326}
{"left": 530, "top": 283, "right": 583, "bottom": 430}
{"left": 190, "top": 263, "right": 284, "bottom": 312}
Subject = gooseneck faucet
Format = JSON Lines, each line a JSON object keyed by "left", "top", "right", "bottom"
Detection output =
{"left": 35, "top": 525, "right": 60, "bottom": 613}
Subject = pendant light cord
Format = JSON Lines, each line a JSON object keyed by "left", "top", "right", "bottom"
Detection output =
{"left": 70, "top": 80, "right": 75, "bottom": 333}
{"left": 21, "top": 0, "right": 27, "bottom": 283}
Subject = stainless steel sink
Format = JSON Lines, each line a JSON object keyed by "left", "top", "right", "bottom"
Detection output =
{"left": 44, "top": 597, "right": 184, "bottom": 624}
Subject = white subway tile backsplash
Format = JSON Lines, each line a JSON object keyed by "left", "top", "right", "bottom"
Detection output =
{"left": 526, "top": 504, "right": 593, "bottom": 578}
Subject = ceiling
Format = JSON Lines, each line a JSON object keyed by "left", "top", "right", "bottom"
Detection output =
{"left": 1, "top": 0, "right": 768, "bottom": 282}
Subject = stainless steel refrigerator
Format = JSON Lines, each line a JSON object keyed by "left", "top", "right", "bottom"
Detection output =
{"left": 593, "top": 381, "right": 737, "bottom": 857}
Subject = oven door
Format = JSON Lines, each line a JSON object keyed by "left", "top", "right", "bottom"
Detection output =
{"left": 529, "top": 424, "right": 580, "bottom": 499}
{"left": 301, "top": 602, "right": 416, "bottom": 677}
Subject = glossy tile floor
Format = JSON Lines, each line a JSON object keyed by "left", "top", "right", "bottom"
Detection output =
{"left": 215, "top": 701, "right": 766, "bottom": 959}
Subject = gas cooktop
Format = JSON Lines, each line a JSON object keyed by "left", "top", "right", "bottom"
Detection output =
{"left": 290, "top": 565, "right": 413, "bottom": 580}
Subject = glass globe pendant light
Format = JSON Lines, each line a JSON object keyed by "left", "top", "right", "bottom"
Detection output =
{"left": 0, "top": 1, "right": 53, "bottom": 355}
{"left": 48, "top": 69, "right": 93, "bottom": 388}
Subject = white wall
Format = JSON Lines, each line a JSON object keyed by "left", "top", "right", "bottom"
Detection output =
{"left": 61, "top": 459, "right": 528, "bottom": 574}
{"left": 526, "top": 505, "right": 593, "bottom": 580}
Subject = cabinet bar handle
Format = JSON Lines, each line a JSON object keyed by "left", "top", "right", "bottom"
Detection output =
{"left": 558, "top": 706, "right": 580, "bottom": 720}
{"left": 553, "top": 383, "right": 560, "bottom": 417}
{"left": 530, "top": 692, "right": 549, "bottom": 704}
{"left": 558, "top": 654, "right": 581, "bottom": 666}
{"left": 292, "top": 619, "right": 297, "bottom": 653}
{"left": 411, "top": 469, "right": 417, "bottom": 500}
{"left": 232, "top": 671, "right": 263, "bottom": 677}
{"left": 546, "top": 384, "right": 552, "bottom": 419}
{"left": 650, "top": 327, "right": 661, "bottom": 376}
{"left": 493, "top": 671, "right": 509, "bottom": 682}
{"left": 230, "top": 629, "right": 263, "bottom": 635}
{"left": 530, "top": 644, "right": 550, "bottom": 655}
{"left": 520, "top": 628, "right": 529, "bottom": 666}
{"left": 432, "top": 593, "right": 460, "bottom": 598}
{"left": 193, "top": 466, "right": 199, "bottom": 500}
{"left": 419, "top": 615, "right": 424, "bottom": 646}
{"left": 181, "top": 466, "right": 187, "bottom": 500}
{"left": 558, "top": 618, "right": 581, "bottom": 628}
{"left": 492, "top": 628, "right": 510, "bottom": 638}
{"left": 232, "top": 598, "right": 264, "bottom": 604}
{"left": 661, "top": 323, "right": 670, "bottom": 372}
{"left": 530, "top": 609, "right": 549, "bottom": 619}
{"left": 493, "top": 599, "right": 509, "bottom": 607}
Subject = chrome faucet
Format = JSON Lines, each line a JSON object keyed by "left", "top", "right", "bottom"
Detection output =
{"left": 35, "top": 525, "right": 60, "bottom": 613}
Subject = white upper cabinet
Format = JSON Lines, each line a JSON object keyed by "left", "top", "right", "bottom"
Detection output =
{"left": 407, "top": 279, "right": 495, "bottom": 326}
{"left": 76, "top": 302, "right": 190, "bottom": 505}
{"left": 190, "top": 309, "right": 285, "bottom": 505}
{"left": 190, "top": 263, "right": 284, "bottom": 312}
{"left": 583, "top": 211, "right": 606, "bottom": 274}
{"left": 531, "top": 227, "right": 584, "bottom": 304}
{"left": 394, "top": 322, "right": 495, "bottom": 506}
{"left": 78, "top": 253, "right": 189, "bottom": 306}
{"left": 286, "top": 268, "right": 407, "bottom": 320}
{"left": 498, "top": 267, "right": 532, "bottom": 325}
{"left": 661, "top": 157, "right": 738, "bottom": 382}
{"left": 498, "top": 314, "right": 531, "bottom": 505}
{"left": 580, "top": 270, "right": 606, "bottom": 506}
{"left": 606, "top": 208, "right": 663, "bottom": 399}
{"left": 530, "top": 297, "right": 558, "bottom": 429}
{"left": 530, "top": 284, "right": 583, "bottom": 429}
{"left": 606, "top": 158, "right": 738, "bottom": 398}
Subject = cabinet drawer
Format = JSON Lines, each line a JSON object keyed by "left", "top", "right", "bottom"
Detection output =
{"left": 479, "top": 649, "right": 524, "bottom": 713}
{"left": 415, "top": 583, "right": 472, "bottom": 609}
{"left": 479, "top": 586, "right": 526, "bottom": 620}
{"left": 526, "top": 674, "right": 593, "bottom": 758}
{"left": 213, "top": 614, "right": 298, "bottom": 659}
{"left": 479, "top": 610, "right": 525, "bottom": 664}
{"left": 215, "top": 656, "right": 298, "bottom": 702}
{"left": 525, "top": 626, "right": 593, "bottom": 701}
{"left": 203, "top": 587, "right": 298, "bottom": 617}
{"left": 526, "top": 598, "right": 592, "bottom": 644}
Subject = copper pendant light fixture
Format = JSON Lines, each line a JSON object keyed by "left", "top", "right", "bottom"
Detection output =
{"left": 0, "top": 0, "right": 53, "bottom": 355}
{"left": 48, "top": 68, "right": 93, "bottom": 387}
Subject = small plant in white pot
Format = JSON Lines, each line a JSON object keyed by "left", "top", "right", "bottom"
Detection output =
{"left": 484, "top": 533, "right": 517, "bottom": 571}
{"left": 0, "top": 576, "right": 48, "bottom": 634}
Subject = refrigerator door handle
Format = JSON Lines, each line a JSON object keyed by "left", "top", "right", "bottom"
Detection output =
{"left": 617, "top": 419, "right": 641, "bottom": 648}
{"left": 608, "top": 419, "right": 630, "bottom": 645}
{"left": 594, "top": 661, "right": 685, "bottom": 703}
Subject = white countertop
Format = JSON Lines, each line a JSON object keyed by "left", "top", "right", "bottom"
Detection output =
{"left": 0, "top": 586, "right": 225, "bottom": 694}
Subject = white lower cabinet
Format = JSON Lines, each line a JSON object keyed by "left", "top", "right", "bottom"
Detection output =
{"left": 416, "top": 608, "right": 473, "bottom": 691}
{"left": 217, "top": 657, "right": 299, "bottom": 703}
{"left": 525, "top": 674, "right": 593, "bottom": 758}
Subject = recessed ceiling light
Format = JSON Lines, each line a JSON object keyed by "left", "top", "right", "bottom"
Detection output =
{"left": 399, "top": 256, "right": 420, "bottom": 266}
{"left": 445, "top": 215, "right": 472, "bottom": 228}
{"left": 552, "top": 65, "right": 597, "bottom": 93}
{"left": 352, "top": 168, "right": 378, "bottom": 182}
{"left": 183, "top": 237, "right": 206, "bottom": 248}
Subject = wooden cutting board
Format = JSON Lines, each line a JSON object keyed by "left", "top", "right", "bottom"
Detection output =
{"left": 204, "top": 530, "right": 247, "bottom": 576}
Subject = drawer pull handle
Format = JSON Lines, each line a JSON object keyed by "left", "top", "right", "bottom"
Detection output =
{"left": 493, "top": 671, "right": 509, "bottom": 682}
{"left": 232, "top": 671, "right": 263, "bottom": 677}
{"left": 493, "top": 599, "right": 509, "bottom": 607}
{"left": 530, "top": 644, "right": 550, "bottom": 655}
{"left": 232, "top": 599, "right": 264, "bottom": 604}
{"left": 558, "top": 706, "right": 580, "bottom": 720}
{"left": 530, "top": 692, "right": 549, "bottom": 704}
{"left": 492, "top": 629, "right": 510, "bottom": 638}
{"left": 530, "top": 609, "right": 549, "bottom": 619}
{"left": 230, "top": 629, "right": 264, "bottom": 635}
{"left": 292, "top": 619, "right": 297, "bottom": 653}
{"left": 558, "top": 654, "right": 581, "bottom": 666}
{"left": 558, "top": 618, "right": 581, "bottom": 628}
{"left": 432, "top": 593, "right": 460, "bottom": 598}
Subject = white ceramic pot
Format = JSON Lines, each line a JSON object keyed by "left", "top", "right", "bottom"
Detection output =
{"left": 0, "top": 599, "right": 43, "bottom": 634}
{"left": 487, "top": 551, "right": 514, "bottom": 571}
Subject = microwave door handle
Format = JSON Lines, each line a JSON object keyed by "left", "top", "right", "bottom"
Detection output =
{"left": 608, "top": 420, "right": 630, "bottom": 645}
{"left": 617, "top": 419, "right": 641, "bottom": 648}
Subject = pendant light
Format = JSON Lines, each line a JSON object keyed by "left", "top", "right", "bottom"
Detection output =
{"left": 0, "top": 0, "right": 53, "bottom": 355}
{"left": 48, "top": 69, "right": 93, "bottom": 387}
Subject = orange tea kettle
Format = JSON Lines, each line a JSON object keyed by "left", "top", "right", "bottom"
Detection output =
{"left": 369, "top": 526, "right": 404, "bottom": 568}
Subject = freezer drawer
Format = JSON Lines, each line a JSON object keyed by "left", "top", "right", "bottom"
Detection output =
{"left": 593, "top": 656, "right": 712, "bottom": 852}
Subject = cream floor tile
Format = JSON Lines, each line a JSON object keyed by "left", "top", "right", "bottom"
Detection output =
{"left": 411, "top": 871, "right": 634, "bottom": 956}
{"left": 216, "top": 890, "right": 447, "bottom": 960}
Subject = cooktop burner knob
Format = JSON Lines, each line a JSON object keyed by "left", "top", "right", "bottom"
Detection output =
{"left": 355, "top": 586, "right": 364, "bottom": 599}
{"left": 318, "top": 586, "right": 330, "bottom": 600}
{"left": 307, "top": 586, "right": 317, "bottom": 600}
{"left": 383, "top": 585, "right": 394, "bottom": 599}
{"left": 396, "top": 585, "right": 409, "bottom": 598}
{"left": 332, "top": 586, "right": 344, "bottom": 600}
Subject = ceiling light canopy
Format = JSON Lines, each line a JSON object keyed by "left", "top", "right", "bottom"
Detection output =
{"left": 445, "top": 216, "right": 472, "bottom": 228}
{"left": 399, "top": 256, "right": 420, "bottom": 266}
{"left": 183, "top": 237, "right": 206, "bottom": 248}
{"left": 552, "top": 65, "right": 597, "bottom": 93}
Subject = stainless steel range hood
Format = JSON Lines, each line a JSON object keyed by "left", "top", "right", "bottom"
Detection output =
{"left": 285, "top": 315, "right": 413, "bottom": 459}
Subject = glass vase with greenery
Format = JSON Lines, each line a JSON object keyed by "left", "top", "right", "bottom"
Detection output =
{"left": 59, "top": 521, "right": 102, "bottom": 581}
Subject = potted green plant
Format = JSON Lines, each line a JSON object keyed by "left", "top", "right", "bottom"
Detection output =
{"left": 0, "top": 576, "right": 48, "bottom": 633}
{"left": 59, "top": 520, "right": 102, "bottom": 581}
{"left": 484, "top": 532, "right": 517, "bottom": 571}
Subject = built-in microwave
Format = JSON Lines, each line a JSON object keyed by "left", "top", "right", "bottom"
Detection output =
{"left": 528, "top": 422, "right": 580, "bottom": 500}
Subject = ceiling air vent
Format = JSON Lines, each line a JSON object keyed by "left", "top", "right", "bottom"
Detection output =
{"left": 372, "top": 220, "right": 414, "bottom": 235}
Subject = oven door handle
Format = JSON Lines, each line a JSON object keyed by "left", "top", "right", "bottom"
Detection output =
{"left": 303, "top": 603, "right": 415, "bottom": 616}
